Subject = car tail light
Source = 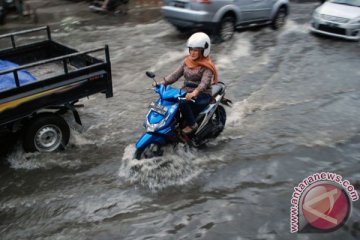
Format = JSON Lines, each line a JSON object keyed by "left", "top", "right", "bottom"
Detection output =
{"left": 192, "top": 0, "right": 212, "bottom": 3}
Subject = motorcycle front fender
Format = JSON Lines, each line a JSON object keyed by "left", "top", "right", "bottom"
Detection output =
{"left": 135, "top": 132, "right": 166, "bottom": 150}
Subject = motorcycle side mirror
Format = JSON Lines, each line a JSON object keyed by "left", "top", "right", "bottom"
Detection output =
{"left": 146, "top": 71, "right": 156, "bottom": 79}
{"left": 146, "top": 71, "right": 158, "bottom": 87}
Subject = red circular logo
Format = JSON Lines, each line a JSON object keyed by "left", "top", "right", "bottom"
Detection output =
{"left": 301, "top": 183, "right": 350, "bottom": 231}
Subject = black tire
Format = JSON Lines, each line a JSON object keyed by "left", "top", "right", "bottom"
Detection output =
{"left": 271, "top": 7, "right": 287, "bottom": 30}
{"left": 191, "top": 105, "right": 227, "bottom": 147}
{"left": 134, "top": 147, "right": 144, "bottom": 160}
{"left": 134, "top": 143, "right": 163, "bottom": 160}
{"left": 212, "top": 105, "right": 226, "bottom": 138}
{"left": 23, "top": 113, "right": 70, "bottom": 153}
{"left": 217, "top": 15, "right": 236, "bottom": 42}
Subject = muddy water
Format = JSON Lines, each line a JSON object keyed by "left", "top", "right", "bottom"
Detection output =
{"left": 0, "top": 2, "right": 359, "bottom": 240}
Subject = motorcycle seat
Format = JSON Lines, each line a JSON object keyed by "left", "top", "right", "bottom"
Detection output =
{"left": 211, "top": 84, "right": 223, "bottom": 97}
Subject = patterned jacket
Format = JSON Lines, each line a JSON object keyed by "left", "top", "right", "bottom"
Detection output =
{"left": 164, "top": 63, "right": 213, "bottom": 96}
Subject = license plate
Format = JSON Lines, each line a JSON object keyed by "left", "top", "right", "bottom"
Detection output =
{"left": 149, "top": 102, "right": 167, "bottom": 115}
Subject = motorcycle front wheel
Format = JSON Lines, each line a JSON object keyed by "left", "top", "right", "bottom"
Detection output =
{"left": 134, "top": 143, "right": 163, "bottom": 160}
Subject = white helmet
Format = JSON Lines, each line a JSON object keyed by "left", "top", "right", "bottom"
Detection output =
{"left": 187, "top": 32, "right": 211, "bottom": 57}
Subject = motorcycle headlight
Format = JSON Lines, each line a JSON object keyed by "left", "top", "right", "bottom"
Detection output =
{"left": 146, "top": 117, "right": 167, "bottom": 132}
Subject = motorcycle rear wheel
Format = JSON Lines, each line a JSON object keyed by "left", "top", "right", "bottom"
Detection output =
{"left": 191, "top": 105, "right": 227, "bottom": 147}
{"left": 212, "top": 105, "right": 226, "bottom": 138}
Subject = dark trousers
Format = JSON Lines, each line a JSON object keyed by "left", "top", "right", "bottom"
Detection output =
{"left": 179, "top": 92, "right": 211, "bottom": 126}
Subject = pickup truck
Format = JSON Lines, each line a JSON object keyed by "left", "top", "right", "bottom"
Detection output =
{"left": 0, "top": 26, "right": 113, "bottom": 152}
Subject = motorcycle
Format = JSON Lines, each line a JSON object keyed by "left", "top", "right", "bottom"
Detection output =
{"left": 134, "top": 71, "right": 232, "bottom": 160}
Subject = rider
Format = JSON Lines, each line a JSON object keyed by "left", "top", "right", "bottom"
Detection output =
{"left": 161, "top": 32, "right": 218, "bottom": 134}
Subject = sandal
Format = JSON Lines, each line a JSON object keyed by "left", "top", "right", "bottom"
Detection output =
{"left": 182, "top": 123, "right": 198, "bottom": 134}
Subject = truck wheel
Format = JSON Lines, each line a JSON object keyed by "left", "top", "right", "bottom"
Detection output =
{"left": 218, "top": 15, "right": 235, "bottom": 42}
{"left": 23, "top": 113, "right": 70, "bottom": 152}
{"left": 271, "top": 7, "right": 287, "bottom": 30}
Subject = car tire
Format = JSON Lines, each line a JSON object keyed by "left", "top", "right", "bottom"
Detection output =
{"left": 271, "top": 7, "right": 287, "bottom": 30}
{"left": 23, "top": 113, "right": 70, "bottom": 153}
{"left": 217, "top": 15, "right": 236, "bottom": 42}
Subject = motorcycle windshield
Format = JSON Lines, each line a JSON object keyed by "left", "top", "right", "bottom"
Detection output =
{"left": 148, "top": 111, "right": 164, "bottom": 124}
{"left": 157, "top": 85, "right": 186, "bottom": 100}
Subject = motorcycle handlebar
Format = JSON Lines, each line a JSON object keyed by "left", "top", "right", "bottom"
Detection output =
{"left": 151, "top": 83, "right": 193, "bottom": 102}
{"left": 178, "top": 97, "right": 195, "bottom": 103}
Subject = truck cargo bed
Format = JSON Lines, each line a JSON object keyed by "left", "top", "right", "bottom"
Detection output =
{"left": 0, "top": 26, "right": 113, "bottom": 127}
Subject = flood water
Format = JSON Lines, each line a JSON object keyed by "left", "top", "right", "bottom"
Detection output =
{"left": 0, "top": 1, "right": 359, "bottom": 240}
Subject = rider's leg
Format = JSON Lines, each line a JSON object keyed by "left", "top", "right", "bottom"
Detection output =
{"left": 192, "top": 92, "right": 211, "bottom": 114}
{"left": 180, "top": 93, "right": 211, "bottom": 134}
{"left": 179, "top": 101, "right": 196, "bottom": 127}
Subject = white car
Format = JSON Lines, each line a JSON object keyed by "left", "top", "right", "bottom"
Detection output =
{"left": 310, "top": 0, "right": 360, "bottom": 41}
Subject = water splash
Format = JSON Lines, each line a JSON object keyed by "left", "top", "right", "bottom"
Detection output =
{"left": 280, "top": 20, "right": 310, "bottom": 36}
{"left": 7, "top": 146, "right": 43, "bottom": 170}
{"left": 70, "top": 130, "right": 97, "bottom": 146}
{"left": 216, "top": 35, "right": 251, "bottom": 70}
{"left": 7, "top": 145, "right": 82, "bottom": 170}
{"left": 119, "top": 144, "right": 203, "bottom": 191}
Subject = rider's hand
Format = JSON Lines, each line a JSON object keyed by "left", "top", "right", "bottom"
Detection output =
{"left": 152, "top": 81, "right": 158, "bottom": 87}
{"left": 185, "top": 90, "right": 199, "bottom": 101}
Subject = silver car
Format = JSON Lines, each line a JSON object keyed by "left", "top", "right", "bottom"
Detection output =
{"left": 161, "top": 0, "right": 289, "bottom": 41}
{"left": 310, "top": 0, "right": 360, "bottom": 41}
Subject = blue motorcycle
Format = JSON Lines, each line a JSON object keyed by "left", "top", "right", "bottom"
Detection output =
{"left": 134, "top": 71, "right": 231, "bottom": 160}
